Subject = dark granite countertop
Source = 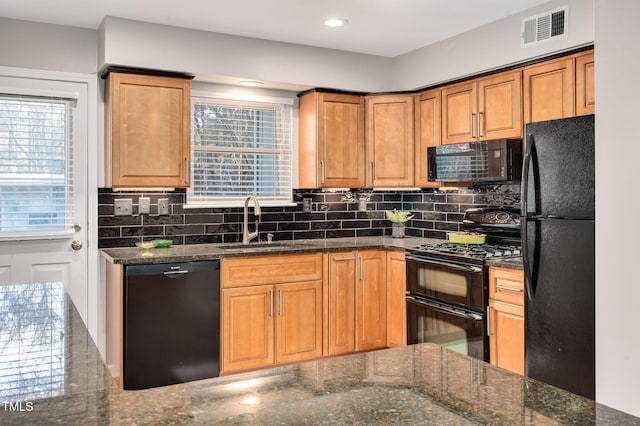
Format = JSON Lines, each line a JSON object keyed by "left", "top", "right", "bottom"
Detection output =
{"left": 486, "top": 256, "right": 524, "bottom": 270}
{"left": 100, "top": 236, "right": 435, "bottom": 264}
{"left": 2, "top": 282, "right": 638, "bottom": 425}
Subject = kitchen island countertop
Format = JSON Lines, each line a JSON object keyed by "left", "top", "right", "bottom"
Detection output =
{"left": 1, "top": 282, "right": 638, "bottom": 425}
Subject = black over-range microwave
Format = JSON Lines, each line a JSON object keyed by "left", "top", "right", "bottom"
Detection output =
{"left": 428, "top": 138, "right": 523, "bottom": 183}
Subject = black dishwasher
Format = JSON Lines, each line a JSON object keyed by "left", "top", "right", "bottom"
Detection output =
{"left": 123, "top": 260, "right": 220, "bottom": 390}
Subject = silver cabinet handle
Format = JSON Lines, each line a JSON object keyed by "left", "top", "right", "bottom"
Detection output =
{"left": 369, "top": 161, "right": 374, "bottom": 185}
{"left": 320, "top": 160, "right": 326, "bottom": 184}
{"left": 279, "top": 289, "right": 283, "bottom": 316}
{"left": 360, "top": 257, "right": 364, "bottom": 281}
{"left": 185, "top": 157, "right": 190, "bottom": 185}
{"left": 333, "top": 256, "right": 355, "bottom": 261}
{"left": 478, "top": 111, "right": 483, "bottom": 138}
{"left": 496, "top": 285, "right": 523, "bottom": 292}
{"left": 269, "top": 290, "right": 274, "bottom": 317}
{"left": 470, "top": 113, "right": 476, "bottom": 138}
{"left": 487, "top": 306, "right": 491, "bottom": 337}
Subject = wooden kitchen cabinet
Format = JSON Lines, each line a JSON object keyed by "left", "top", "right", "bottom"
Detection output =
{"left": 386, "top": 250, "right": 406, "bottom": 347}
{"left": 414, "top": 89, "right": 441, "bottom": 188}
{"left": 442, "top": 70, "right": 522, "bottom": 144}
{"left": 365, "top": 94, "right": 415, "bottom": 187}
{"left": 105, "top": 72, "right": 191, "bottom": 188}
{"left": 357, "top": 250, "right": 387, "bottom": 350}
{"left": 326, "top": 250, "right": 387, "bottom": 355}
{"left": 222, "top": 285, "right": 274, "bottom": 372}
{"left": 488, "top": 266, "right": 525, "bottom": 375}
{"left": 298, "top": 91, "right": 366, "bottom": 188}
{"left": 523, "top": 56, "right": 575, "bottom": 123}
{"left": 221, "top": 253, "right": 323, "bottom": 373}
{"left": 575, "top": 50, "right": 595, "bottom": 116}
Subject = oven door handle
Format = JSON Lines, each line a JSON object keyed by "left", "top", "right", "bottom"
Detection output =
{"left": 406, "top": 295, "right": 484, "bottom": 321}
{"left": 406, "top": 255, "right": 483, "bottom": 273}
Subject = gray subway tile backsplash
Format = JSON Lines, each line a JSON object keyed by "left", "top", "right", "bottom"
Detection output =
{"left": 97, "top": 185, "right": 520, "bottom": 248}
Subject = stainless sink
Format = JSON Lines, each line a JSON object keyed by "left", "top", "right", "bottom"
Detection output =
{"left": 218, "top": 242, "right": 293, "bottom": 250}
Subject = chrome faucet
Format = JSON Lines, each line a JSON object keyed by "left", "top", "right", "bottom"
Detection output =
{"left": 242, "top": 196, "right": 261, "bottom": 244}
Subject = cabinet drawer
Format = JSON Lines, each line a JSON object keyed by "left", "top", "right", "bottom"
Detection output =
{"left": 222, "top": 253, "right": 323, "bottom": 288}
{"left": 489, "top": 267, "right": 524, "bottom": 306}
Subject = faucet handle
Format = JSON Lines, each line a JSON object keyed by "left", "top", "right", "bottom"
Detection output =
{"left": 267, "top": 233, "right": 274, "bottom": 243}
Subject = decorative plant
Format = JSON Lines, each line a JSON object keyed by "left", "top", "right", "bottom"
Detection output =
{"left": 385, "top": 209, "right": 414, "bottom": 223}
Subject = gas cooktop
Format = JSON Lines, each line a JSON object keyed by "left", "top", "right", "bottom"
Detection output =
{"left": 409, "top": 206, "right": 522, "bottom": 264}
{"left": 411, "top": 242, "right": 521, "bottom": 260}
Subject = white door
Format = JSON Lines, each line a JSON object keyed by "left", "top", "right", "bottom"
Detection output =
{"left": 0, "top": 74, "right": 89, "bottom": 325}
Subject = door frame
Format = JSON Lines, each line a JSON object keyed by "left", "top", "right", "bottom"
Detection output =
{"left": 0, "top": 66, "right": 99, "bottom": 344}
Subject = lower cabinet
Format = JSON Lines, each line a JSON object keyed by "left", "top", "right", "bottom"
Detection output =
{"left": 326, "top": 250, "right": 387, "bottom": 355}
{"left": 386, "top": 250, "right": 406, "bottom": 347}
{"left": 488, "top": 266, "right": 525, "bottom": 375}
{"left": 221, "top": 253, "right": 323, "bottom": 373}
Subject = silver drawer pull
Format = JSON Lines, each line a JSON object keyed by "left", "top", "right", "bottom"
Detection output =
{"left": 496, "top": 285, "right": 523, "bottom": 292}
{"left": 333, "top": 257, "right": 355, "bottom": 261}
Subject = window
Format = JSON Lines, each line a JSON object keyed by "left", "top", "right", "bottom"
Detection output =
{"left": 0, "top": 95, "right": 74, "bottom": 237}
{"left": 188, "top": 95, "right": 293, "bottom": 207}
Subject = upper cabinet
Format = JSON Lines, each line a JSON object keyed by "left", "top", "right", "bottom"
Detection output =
{"left": 523, "top": 49, "right": 595, "bottom": 123}
{"left": 298, "top": 91, "right": 366, "bottom": 188}
{"left": 105, "top": 72, "right": 191, "bottom": 188}
{"left": 442, "top": 70, "right": 523, "bottom": 144}
{"left": 414, "top": 89, "right": 441, "bottom": 188}
{"left": 575, "top": 50, "right": 595, "bottom": 116}
{"left": 366, "top": 94, "right": 415, "bottom": 187}
{"left": 523, "top": 57, "right": 574, "bottom": 123}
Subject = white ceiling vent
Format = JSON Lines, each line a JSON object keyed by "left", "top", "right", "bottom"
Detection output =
{"left": 521, "top": 6, "right": 568, "bottom": 47}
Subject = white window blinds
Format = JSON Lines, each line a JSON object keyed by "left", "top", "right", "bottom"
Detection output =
{"left": 188, "top": 96, "right": 293, "bottom": 207}
{"left": 0, "top": 95, "right": 74, "bottom": 237}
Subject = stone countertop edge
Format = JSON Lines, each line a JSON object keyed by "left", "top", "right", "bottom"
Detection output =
{"left": 100, "top": 236, "right": 436, "bottom": 265}
{"left": 486, "top": 256, "right": 524, "bottom": 270}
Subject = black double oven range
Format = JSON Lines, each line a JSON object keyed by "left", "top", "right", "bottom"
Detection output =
{"left": 406, "top": 207, "right": 521, "bottom": 362}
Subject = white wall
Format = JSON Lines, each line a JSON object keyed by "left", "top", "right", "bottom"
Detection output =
{"left": 99, "top": 16, "right": 393, "bottom": 93}
{"left": 594, "top": 0, "right": 640, "bottom": 418}
{"left": 392, "top": 0, "right": 594, "bottom": 90}
{"left": 0, "top": 17, "right": 97, "bottom": 74}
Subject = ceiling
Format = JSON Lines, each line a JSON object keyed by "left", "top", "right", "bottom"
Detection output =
{"left": 0, "top": 0, "right": 553, "bottom": 57}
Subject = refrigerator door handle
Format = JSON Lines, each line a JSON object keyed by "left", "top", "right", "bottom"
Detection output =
{"left": 521, "top": 134, "right": 535, "bottom": 217}
{"left": 521, "top": 134, "right": 536, "bottom": 300}
{"left": 522, "top": 218, "right": 534, "bottom": 300}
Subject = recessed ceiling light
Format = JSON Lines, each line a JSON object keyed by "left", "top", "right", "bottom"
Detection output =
{"left": 240, "top": 80, "right": 264, "bottom": 87}
{"left": 324, "top": 18, "right": 348, "bottom": 28}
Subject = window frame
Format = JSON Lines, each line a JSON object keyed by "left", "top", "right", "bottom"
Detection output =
{"left": 186, "top": 90, "right": 296, "bottom": 208}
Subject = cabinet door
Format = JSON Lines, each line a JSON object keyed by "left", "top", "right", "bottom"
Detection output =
{"left": 298, "top": 92, "right": 365, "bottom": 188}
{"left": 357, "top": 250, "right": 387, "bottom": 351}
{"left": 275, "top": 281, "right": 323, "bottom": 363}
{"left": 442, "top": 81, "right": 478, "bottom": 144}
{"left": 478, "top": 70, "right": 523, "bottom": 140}
{"left": 386, "top": 251, "right": 406, "bottom": 347}
{"left": 327, "top": 252, "right": 357, "bottom": 355}
{"left": 523, "top": 57, "right": 574, "bottom": 123}
{"left": 414, "top": 90, "right": 441, "bottom": 187}
{"left": 222, "top": 286, "right": 274, "bottom": 373}
{"left": 366, "top": 95, "right": 414, "bottom": 187}
{"left": 489, "top": 299, "right": 524, "bottom": 375}
{"left": 319, "top": 93, "right": 366, "bottom": 187}
{"left": 575, "top": 51, "right": 595, "bottom": 116}
{"left": 107, "top": 72, "right": 191, "bottom": 188}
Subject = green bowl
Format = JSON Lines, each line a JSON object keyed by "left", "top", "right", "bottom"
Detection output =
{"left": 448, "top": 233, "right": 486, "bottom": 244}
{"left": 151, "top": 239, "right": 173, "bottom": 248}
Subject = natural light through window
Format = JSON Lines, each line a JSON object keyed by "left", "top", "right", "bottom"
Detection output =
{"left": 187, "top": 95, "right": 293, "bottom": 207}
{"left": 0, "top": 96, "right": 74, "bottom": 237}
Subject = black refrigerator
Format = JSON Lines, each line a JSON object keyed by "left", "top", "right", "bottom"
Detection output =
{"left": 522, "top": 114, "right": 595, "bottom": 400}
